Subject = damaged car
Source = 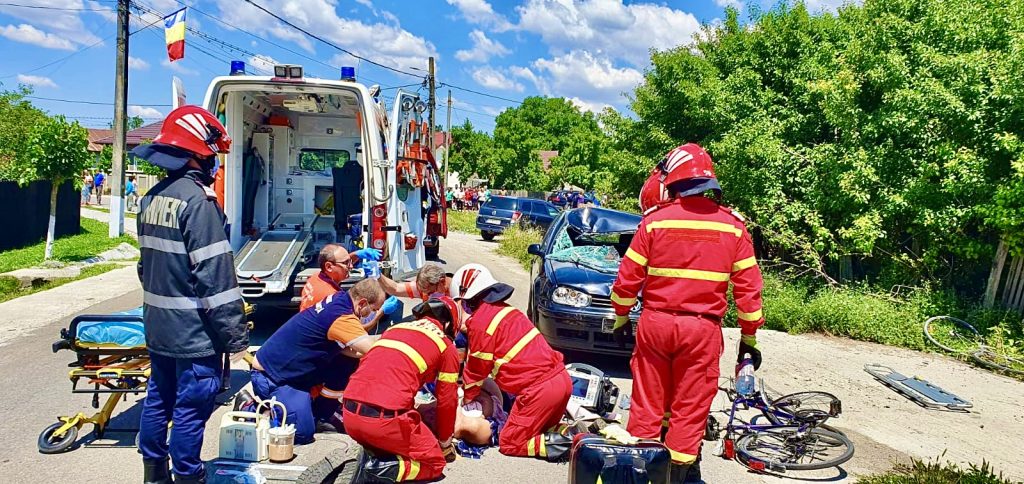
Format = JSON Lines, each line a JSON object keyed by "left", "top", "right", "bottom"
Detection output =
{"left": 527, "top": 207, "right": 642, "bottom": 356}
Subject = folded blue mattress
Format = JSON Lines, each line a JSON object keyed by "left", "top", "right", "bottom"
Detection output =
{"left": 75, "top": 307, "right": 146, "bottom": 347}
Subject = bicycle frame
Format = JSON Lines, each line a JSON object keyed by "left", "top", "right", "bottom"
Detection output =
{"left": 718, "top": 385, "right": 828, "bottom": 472}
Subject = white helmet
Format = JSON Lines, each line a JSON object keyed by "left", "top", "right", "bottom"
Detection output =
{"left": 450, "top": 263, "right": 499, "bottom": 301}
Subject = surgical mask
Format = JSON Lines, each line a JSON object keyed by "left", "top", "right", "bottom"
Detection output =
{"left": 460, "top": 300, "right": 474, "bottom": 315}
{"left": 195, "top": 156, "right": 218, "bottom": 186}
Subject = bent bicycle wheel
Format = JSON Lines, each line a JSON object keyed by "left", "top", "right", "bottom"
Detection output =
{"left": 971, "top": 348, "right": 1024, "bottom": 376}
{"left": 764, "top": 391, "right": 841, "bottom": 427}
{"left": 924, "top": 316, "right": 982, "bottom": 355}
{"left": 735, "top": 427, "right": 854, "bottom": 472}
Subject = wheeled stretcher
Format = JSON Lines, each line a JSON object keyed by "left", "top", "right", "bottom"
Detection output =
{"left": 39, "top": 309, "right": 150, "bottom": 454}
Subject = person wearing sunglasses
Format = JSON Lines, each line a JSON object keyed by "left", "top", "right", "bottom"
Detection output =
{"left": 300, "top": 244, "right": 399, "bottom": 332}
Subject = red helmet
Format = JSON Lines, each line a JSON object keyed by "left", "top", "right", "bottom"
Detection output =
{"left": 153, "top": 105, "right": 231, "bottom": 158}
{"left": 661, "top": 143, "right": 716, "bottom": 187}
{"left": 638, "top": 168, "right": 669, "bottom": 212}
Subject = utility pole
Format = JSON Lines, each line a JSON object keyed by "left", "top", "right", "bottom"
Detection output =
{"left": 443, "top": 89, "right": 452, "bottom": 189}
{"left": 427, "top": 56, "right": 436, "bottom": 152}
{"left": 108, "top": 0, "right": 129, "bottom": 237}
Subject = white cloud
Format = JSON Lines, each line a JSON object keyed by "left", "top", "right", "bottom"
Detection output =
{"left": 0, "top": 24, "right": 75, "bottom": 50}
{"left": 446, "top": 0, "right": 511, "bottom": 29}
{"left": 514, "top": 50, "right": 642, "bottom": 110}
{"left": 128, "top": 56, "right": 150, "bottom": 71}
{"left": 471, "top": 66, "right": 523, "bottom": 92}
{"left": 568, "top": 97, "right": 611, "bottom": 114}
{"left": 128, "top": 105, "right": 164, "bottom": 118}
{"left": 454, "top": 30, "right": 510, "bottom": 63}
{"left": 715, "top": 0, "right": 744, "bottom": 9}
{"left": 248, "top": 54, "right": 280, "bottom": 75}
{"left": 161, "top": 59, "right": 198, "bottom": 76}
{"left": 85, "top": 0, "right": 117, "bottom": 22}
{"left": 515, "top": 0, "right": 701, "bottom": 67}
{"left": 16, "top": 74, "right": 57, "bottom": 88}
{"left": 214, "top": 0, "right": 437, "bottom": 72}
{"left": 354, "top": 0, "right": 373, "bottom": 7}
{"left": 0, "top": 0, "right": 103, "bottom": 46}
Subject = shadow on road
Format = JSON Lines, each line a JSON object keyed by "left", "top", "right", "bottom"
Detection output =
{"left": 561, "top": 349, "right": 633, "bottom": 379}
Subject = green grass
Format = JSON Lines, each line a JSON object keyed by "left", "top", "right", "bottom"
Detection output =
{"left": 86, "top": 206, "right": 137, "bottom": 218}
{"left": 0, "top": 217, "right": 138, "bottom": 273}
{"left": 0, "top": 263, "right": 124, "bottom": 304}
{"left": 447, "top": 210, "right": 479, "bottom": 233}
{"left": 858, "top": 458, "right": 1013, "bottom": 484}
{"left": 497, "top": 224, "right": 544, "bottom": 271}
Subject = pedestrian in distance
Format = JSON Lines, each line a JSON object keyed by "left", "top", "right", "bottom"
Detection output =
{"left": 131, "top": 105, "right": 249, "bottom": 484}
{"left": 81, "top": 170, "right": 93, "bottom": 206}
{"left": 126, "top": 176, "right": 138, "bottom": 212}
{"left": 610, "top": 143, "right": 765, "bottom": 483}
{"left": 94, "top": 170, "right": 105, "bottom": 205}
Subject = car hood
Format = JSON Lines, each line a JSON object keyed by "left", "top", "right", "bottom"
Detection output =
{"left": 547, "top": 258, "right": 616, "bottom": 297}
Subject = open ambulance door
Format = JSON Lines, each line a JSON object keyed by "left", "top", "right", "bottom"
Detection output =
{"left": 384, "top": 90, "right": 427, "bottom": 280}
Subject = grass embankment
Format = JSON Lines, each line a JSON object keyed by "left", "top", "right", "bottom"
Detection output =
{"left": 859, "top": 458, "right": 1014, "bottom": 484}
{"left": 493, "top": 225, "right": 1024, "bottom": 372}
{"left": 0, "top": 217, "right": 137, "bottom": 273}
{"left": 446, "top": 210, "right": 478, "bottom": 233}
{"left": 0, "top": 263, "right": 123, "bottom": 304}
{"left": 86, "top": 206, "right": 137, "bottom": 218}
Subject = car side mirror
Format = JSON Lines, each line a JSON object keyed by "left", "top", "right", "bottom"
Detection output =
{"left": 527, "top": 244, "right": 544, "bottom": 258}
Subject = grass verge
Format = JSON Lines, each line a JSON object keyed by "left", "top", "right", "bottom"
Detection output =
{"left": 447, "top": 210, "right": 478, "bottom": 233}
{"left": 858, "top": 458, "right": 1013, "bottom": 483}
{"left": 0, "top": 263, "right": 125, "bottom": 304}
{"left": 0, "top": 218, "right": 137, "bottom": 274}
{"left": 86, "top": 206, "right": 137, "bottom": 218}
{"left": 497, "top": 224, "right": 544, "bottom": 271}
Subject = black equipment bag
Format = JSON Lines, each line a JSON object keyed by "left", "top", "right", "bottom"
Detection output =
{"left": 569, "top": 434, "right": 671, "bottom": 484}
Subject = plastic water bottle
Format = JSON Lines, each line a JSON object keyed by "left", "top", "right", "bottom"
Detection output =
{"left": 362, "top": 260, "right": 380, "bottom": 280}
{"left": 735, "top": 356, "right": 756, "bottom": 396}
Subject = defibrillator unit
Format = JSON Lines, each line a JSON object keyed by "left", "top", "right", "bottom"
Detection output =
{"left": 566, "top": 363, "right": 619, "bottom": 415}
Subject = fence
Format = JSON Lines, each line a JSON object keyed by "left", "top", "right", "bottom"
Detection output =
{"left": 984, "top": 241, "right": 1024, "bottom": 313}
{"left": 0, "top": 180, "right": 80, "bottom": 251}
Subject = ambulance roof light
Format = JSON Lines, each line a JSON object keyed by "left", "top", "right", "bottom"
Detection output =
{"left": 230, "top": 60, "right": 246, "bottom": 76}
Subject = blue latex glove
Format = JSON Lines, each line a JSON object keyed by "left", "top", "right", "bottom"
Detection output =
{"left": 381, "top": 296, "right": 400, "bottom": 316}
{"left": 353, "top": 248, "right": 382, "bottom": 261}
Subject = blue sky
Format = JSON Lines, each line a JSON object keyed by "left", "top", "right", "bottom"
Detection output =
{"left": 0, "top": 0, "right": 847, "bottom": 131}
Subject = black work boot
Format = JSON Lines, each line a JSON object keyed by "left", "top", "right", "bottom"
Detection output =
{"left": 542, "top": 432, "right": 574, "bottom": 463}
{"left": 173, "top": 470, "right": 206, "bottom": 484}
{"left": 142, "top": 458, "right": 172, "bottom": 484}
{"left": 352, "top": 449, "right": 402, "bottom": 483}
{"left": 670, "top": 463, "right": 691, "bottom": 484}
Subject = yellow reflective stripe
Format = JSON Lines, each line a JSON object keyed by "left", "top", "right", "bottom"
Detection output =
{"left": 470, "top": 351, "right": 494, "bottom": 361}
{"left": 393, "top": 322, "right": 447, "bottom": 353}
{"left": 464, "top": 379, "right": 485, "bottom": 388}
{"left": 438, "top": 371, "right": 458, "bottom": 383}
{"left": 610, "top": 291, "right": 636, "bottom": 307}
{"left": 407, "top": 460, "right": 421, "bottom": 480}
{"left": 596, "top": 477, "right": 603, "bottom": 484}
{"left": 491, "top": 328, "right": 541, "bottom": 378}
{"left": 738, "top": 309, "right": 763, "bottom": 321}
{"left": 625, "top": 248, "right": 648, "bottom": 267}
{"left": 527, "top": 436, "right": 536, "bottom": 456}
{"left": 397, "top": 458, "right": 406, "bottom": 481}
{"left": 372, "top": 340, "right": 427, "bottom": 373}
{"left": 539, "top": 437, "right": 547, "bottom": 457}
{"left": 669, "top": 448, "right": 698, "bottom": 464}
{"left": 486, "top": 307, "right": 516, "bottom": 335}
{"left": 646, "top": 220, "right": 741, "bottom": 237}
{"left": 648, "top": 267, "right": 731, "bottom": 282}
{"left": 732, "top": 256, "right": 757, "bottom": 272}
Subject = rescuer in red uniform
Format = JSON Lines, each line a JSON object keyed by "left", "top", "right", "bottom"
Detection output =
{"left": 611, "top": 143, "right": 765, "bottom": 483}
{"left": 343, "top": 296, "right": 462, "bottom": 482}
{"left": 450, "top": 263, "right": 574, "bottom": 462}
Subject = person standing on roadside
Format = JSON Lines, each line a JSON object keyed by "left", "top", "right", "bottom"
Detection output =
{"left": 610, "top": 143, "right": 765, "bottom": 483}
{"left": 131, "top": 106, "right": 248, "bottom": 484}
{"left": 94, "top": 170, "right": 105, "bottom": 205}
{"left": 82, "top": 170, "right": 93, "bottom": 206}
{"left": 126, "top": 176, "right": 138, "bottom": 212}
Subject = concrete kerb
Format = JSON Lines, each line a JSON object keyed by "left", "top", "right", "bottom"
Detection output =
{"left": 1, "top": 242, "right": 140, "bottom": 289}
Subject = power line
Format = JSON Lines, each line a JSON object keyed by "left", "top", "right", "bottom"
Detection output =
{"left": 441, "top": 82, "right": 523, "bottom": 105}
{"left": 0, "top": 2, "right": 111, "bottom": 11}
{"left": 26, "top": 95, "right": 170, "bottom": 107}
{"left": 240, "top": 0, "right": 423, "bottom": 79}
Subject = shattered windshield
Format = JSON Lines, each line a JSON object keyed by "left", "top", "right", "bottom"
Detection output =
{"left": 547, "top": 226, "right": 634, "bottom": 274}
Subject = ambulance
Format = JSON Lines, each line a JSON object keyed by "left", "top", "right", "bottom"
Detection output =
{"left": 197, "top": 62, "right": 446, "bottom": 307}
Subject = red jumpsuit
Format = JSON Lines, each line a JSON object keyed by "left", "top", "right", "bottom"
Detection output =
{"left": 462, "top": 301, "right": 571, "bottom": 459}
{"left": 611, "top": 196, "right": 764, "bottom": 465}
{"left": 343, "top": 319, "right": 460, "bottom": 482}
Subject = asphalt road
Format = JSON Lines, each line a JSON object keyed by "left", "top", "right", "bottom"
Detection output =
{"left": 3, "top": 229, "right": 1020, "bottom": 483}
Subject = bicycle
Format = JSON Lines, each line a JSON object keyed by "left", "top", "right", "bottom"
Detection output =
{"left": 707, "top": 379, "right": 855, "bottom": 473}
{"left": 923, "top": 316, "right": 1024, "bottom": 376}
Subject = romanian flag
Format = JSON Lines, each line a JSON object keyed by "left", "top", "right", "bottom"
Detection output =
{"left": 163, "top": 8, "right": 187, "bottom": 62}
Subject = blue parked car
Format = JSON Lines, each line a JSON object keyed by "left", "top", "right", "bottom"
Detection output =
{"left": 476, "top": 196, "right": 560, "bottom": 241}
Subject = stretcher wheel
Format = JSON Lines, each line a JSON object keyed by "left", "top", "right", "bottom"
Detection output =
{"left": 38, "top": 422, "right": 78, "bottom": 454}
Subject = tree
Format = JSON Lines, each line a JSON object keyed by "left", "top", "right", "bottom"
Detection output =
{"left": 109, "top": 115, "right": 144, "bottom": 132}
{"left": 0, "top": 86, "right": 48, "bottom": 182}
{"left": 27, "top": 115, "right": 90, "bottom": 259}
{"left": 448, "top": 120, "right": 494, "bottom": 183}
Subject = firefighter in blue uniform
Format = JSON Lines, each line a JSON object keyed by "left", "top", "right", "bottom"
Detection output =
{"left": 132, "top": 105, "right": 248, "bottom": 484}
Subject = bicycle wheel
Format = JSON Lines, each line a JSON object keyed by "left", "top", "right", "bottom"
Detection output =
{"left": 764, "top": 392, "right": 841, "bottom": 427}
{"left": 923, "top": 316, "right": 983, "bottom": 355}
{"left": 971, "top": 348, "right": 1024, "bottom": 376}
{"left": 735, "top": 427, "right": 854, "bottom": 472}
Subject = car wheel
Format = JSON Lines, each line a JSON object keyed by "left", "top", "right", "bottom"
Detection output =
{"left": 481, "top": 231, "right": 495, "bottom": 241}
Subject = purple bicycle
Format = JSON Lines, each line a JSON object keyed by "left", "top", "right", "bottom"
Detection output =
{"left": 707, "top": 380, "right": 855, "bottom": 473}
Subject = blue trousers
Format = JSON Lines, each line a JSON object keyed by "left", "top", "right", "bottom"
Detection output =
{"left": 139, "top": 353, "right": 222, "bottom": 478}
{"left": 250, "top": 356, "right": 357, "bottom": 445}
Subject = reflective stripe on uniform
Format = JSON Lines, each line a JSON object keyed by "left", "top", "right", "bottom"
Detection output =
{"left": 464, "top": 379, "right": 485, "bottom": 388}
{"left": 624, "top": 248, "right": 648, "bottom": 267}
{"left": 320, "top": 388, "right": 344, "bottom": 400}
{"left": 393, "top": 322, "right": 448, "bottom": 353}
{"left": 669, "top": 448, "right": 697, "bottom": 464}
{"left": 139, "top": 235, "right": 186, "bottom": 254}
{"left": 144, "top": 291, "right": 199, "bottom": 310}
{"left": 189, "top": 240, "right": 232, "bottom": 265}
{"left": 438, "top": 371, "right": 458, "bottom": 383}
{"left": 645, "top": 220, "right": 741, "bottom": 237}
{"left": 610, "top": 291, "right": 636, "bottom": 307}
{"left": 491, "top": 328, "right": 540, "bottom": 378}
{"left": 199, "top": 287, "right": 243, "bottom": 309}
{"left": 470, "top": 351, "right": 494, "bottom": 361}
{"left": 527, "top": 436, "right": 537, "bottom": 456}
{"left": 372, "top": 339, "right": 427, "bottom": 373}
{"left": 485, "top": 307, "right": 516, "bottom": 335}
{"left": 397, "top": 458, "right": 406, "bottom": 482}
{"left": 738, "top": 309, "right": 763, "bottom": 321}
{"left": 648, "top": 267, "right": 730, "bottom": 282}
{"left": 732, "top": 256, "right": 757, "bottom": 272}
{"left": 406, "top": 460, "right": 421, "bottom": 481}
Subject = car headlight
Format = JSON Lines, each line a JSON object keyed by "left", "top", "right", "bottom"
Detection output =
{"left": 552, "top": 286, "right": 591, "bottom": 308}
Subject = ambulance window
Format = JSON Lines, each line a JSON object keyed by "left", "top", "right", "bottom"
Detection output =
{"left": 299, "top": 149, "right": 351, "bottom": 171}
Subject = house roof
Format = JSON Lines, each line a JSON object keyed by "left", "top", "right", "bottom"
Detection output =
{"left": 433, "top": 131, "right": 451, "bottom": 149}
{"left": 86, "top": 129, "right": 112, "bottom": 152}
{"left": 95, "top": 121, "right": 164, "bottom": 147}
{"left": 538, "top": 150, "right": 559, "bottom": 170}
